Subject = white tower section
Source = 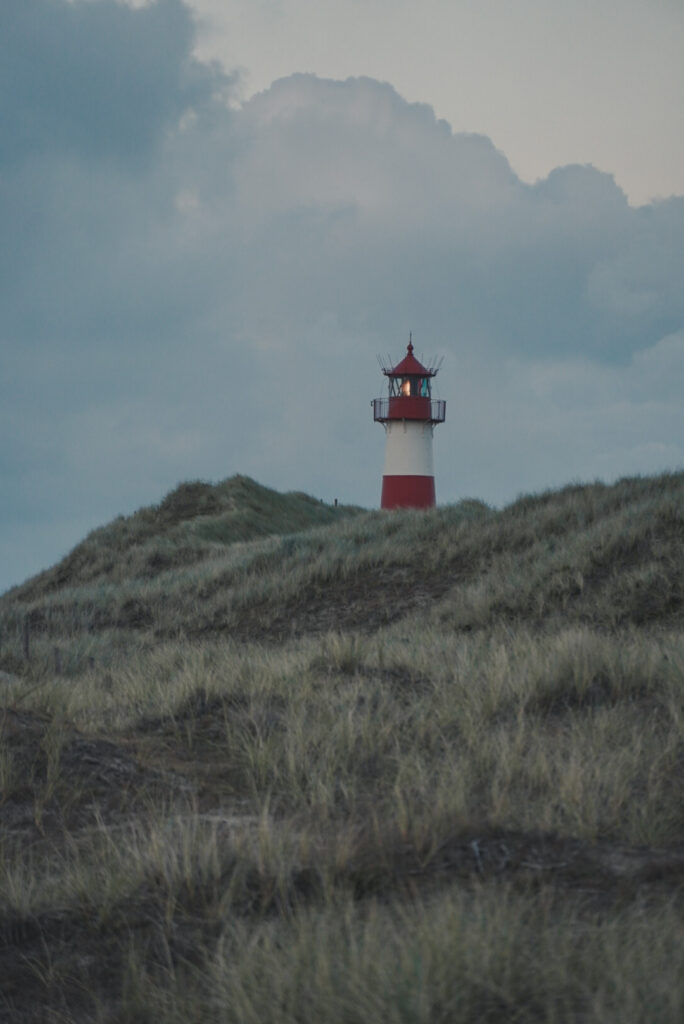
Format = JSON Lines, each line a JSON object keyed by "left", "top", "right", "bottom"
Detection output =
{"left": 383, "top": 421, "right": 435, "bottom": 478}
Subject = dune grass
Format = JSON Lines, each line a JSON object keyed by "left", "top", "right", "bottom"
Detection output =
{"left": 0, "top": 471, "right": 683, "bottom": 1021}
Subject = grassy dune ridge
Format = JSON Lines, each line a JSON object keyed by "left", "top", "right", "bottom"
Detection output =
{"left": 0, "top": 471, "right": 683, "bottom": 1021}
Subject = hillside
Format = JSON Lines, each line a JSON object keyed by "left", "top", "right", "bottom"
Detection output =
{"left": 10, "top": 474, "right": 361, "bottom": 600}
{"left": 1, "top": 471, "right": 683, "bottom": 1022}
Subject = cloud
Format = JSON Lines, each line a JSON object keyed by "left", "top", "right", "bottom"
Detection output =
{"left": 1, "top": 1, "right": 683, "bottom": 592}
{"left": 0, "top": 0, "right": 228, "bottom": 167}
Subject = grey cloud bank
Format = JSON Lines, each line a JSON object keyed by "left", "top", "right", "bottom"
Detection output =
{"left": 1, "top": 0, "right": 683, "bottom": 594}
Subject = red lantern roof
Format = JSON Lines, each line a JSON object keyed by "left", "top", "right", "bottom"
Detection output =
{"left": 385, "top": 340, "right": 435, "bottom": 378}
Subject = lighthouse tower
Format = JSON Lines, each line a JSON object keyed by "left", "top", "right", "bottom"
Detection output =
{"left": 372, "top": 337, "right": 446, "bottom": 509}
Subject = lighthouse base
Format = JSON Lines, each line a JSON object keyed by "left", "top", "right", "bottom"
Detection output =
{"left": 381, "top": 475, "right": 435, "bottom": 510}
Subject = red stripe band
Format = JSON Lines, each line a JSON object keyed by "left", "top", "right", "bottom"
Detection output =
{"left": 381, "top": 475, "right": 435, "bottom": 509}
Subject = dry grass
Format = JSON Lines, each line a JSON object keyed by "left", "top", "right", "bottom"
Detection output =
{"left": 2, "top": 472, "right": 680, "bottom": 658}
{"left": 9, "top": 475, "right": 361, "bottom": 601}
{"left": 0, "top": 471, "right": 683, "bottom": 1021}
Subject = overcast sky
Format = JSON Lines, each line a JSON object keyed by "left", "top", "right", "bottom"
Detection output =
{"left": 1, "top": 0, "right": 683, "bottom": 594}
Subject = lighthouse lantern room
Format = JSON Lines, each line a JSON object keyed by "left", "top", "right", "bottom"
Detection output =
{"left": 372, "top": 337, "right": 446, "bottom": 509}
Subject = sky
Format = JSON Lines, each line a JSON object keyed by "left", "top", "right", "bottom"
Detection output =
{"left": 1, "top": 0, "right": 683, "bottom": 594}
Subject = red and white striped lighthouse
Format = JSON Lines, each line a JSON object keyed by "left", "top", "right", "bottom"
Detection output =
{"left": 372, "top": 337, "right": 446, "bottom": 509}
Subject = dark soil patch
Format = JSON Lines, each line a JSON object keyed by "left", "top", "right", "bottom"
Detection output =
{"left": 199, "top": 565, "right": 457, "bottom": 643}
{"left": 391, "top": 829, "right": 684, "bottom": 898}
{"left": 0, "top": 708, "right": 184, "bottom": 840}
{"left": 131, "top": 689, "right": 289, "bottom": 806}
{"left": 524, "top": 674, "right": 657, "bottom": 717}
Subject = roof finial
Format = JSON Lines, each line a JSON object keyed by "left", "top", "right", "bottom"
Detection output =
{"left": 408, "top": 330, "right": 413, "bottom": 354}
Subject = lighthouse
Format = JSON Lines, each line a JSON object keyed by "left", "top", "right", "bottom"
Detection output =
{"left": 372, "top": 337, "right": 446, "bottom": 509}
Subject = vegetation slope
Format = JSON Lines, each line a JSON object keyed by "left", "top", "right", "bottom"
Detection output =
{"left": 0, "top": 471, "right": 683, "bottom": 1022}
